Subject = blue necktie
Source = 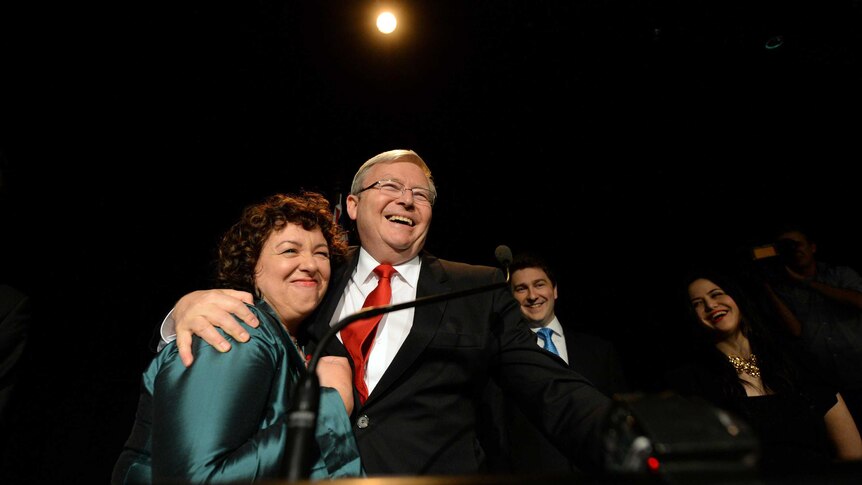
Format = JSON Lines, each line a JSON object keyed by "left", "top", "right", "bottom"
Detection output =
{"left": 536, "top": 327, "right": 559, "bottom": 356}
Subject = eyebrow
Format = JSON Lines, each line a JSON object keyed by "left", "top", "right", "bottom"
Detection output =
{"left": 274, "top": 239, "right": 299, "bottom": 247}
{"left": 380, "top": 177, "right": 430, "bottom": 189}
{"left": 689, "top": 287, "right": 722, "bottom": 301}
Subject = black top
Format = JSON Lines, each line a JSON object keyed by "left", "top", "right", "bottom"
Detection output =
{"left": 664, "top": 359, "right": 837, "bottom": 477}
{"left": 744, "top": 392, "right": 833, "bottom": 473}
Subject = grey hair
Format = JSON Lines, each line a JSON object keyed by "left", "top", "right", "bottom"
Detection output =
{"left": 350, "top": 149, "right": 437, "bottom": 200}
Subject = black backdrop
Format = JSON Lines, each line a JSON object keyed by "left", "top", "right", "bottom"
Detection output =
{"left": 2, "top": 1, "right": 861, "bottom": 483}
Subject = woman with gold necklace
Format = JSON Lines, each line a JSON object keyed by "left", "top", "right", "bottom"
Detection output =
{"left": 665, "top": 268, "right": 862, "bottom": 477}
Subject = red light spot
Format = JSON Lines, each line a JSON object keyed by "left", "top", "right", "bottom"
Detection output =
{"left": 646, "top": 456, "right": 660, "bottom": 472}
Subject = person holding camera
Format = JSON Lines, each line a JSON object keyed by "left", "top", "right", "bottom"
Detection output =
{"left": 761, "top": 225, "right": 862, "bottom": 428}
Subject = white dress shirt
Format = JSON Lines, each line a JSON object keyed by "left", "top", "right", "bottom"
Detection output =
{"left": 530, "top": 316, "right": 569, "bottom": 364}
{"left": 333, "top": 248, "right": 421, "bottom": 395}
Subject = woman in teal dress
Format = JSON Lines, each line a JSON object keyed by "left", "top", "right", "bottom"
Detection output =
{"left": 112, "top": 191, "right": 363, "bottom": 484}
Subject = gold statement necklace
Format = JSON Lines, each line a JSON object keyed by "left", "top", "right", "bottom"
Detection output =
{"left": 727, "top": 354, "right": 761, "bottom": 378}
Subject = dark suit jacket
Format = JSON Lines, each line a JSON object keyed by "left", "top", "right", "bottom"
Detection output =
{"left": 0, "top": 285, "right": 30, "bottom": 433}
{"left": 302, "top": 249, "right": 611, "bottom": 476}
{"left": 482, "top": 330, "right": 630, "bottom": 475}
{"left": 565, "top": 331, "right": 630, "bottom": 398}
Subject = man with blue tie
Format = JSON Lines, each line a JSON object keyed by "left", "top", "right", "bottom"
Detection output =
{"left": 511, "top": 253, "right": 629, "bottom": 395}
{"left": 481, "top": 252, "right": 630, "bottom": 475}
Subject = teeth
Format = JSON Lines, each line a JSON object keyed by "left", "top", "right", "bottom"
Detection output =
{"left": 711, "top": 310, "right": 727, "bottom": 322}
{"left": 387, "top": 215, "right": 415, "bottom": 226}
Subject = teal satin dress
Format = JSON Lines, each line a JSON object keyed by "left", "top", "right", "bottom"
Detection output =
{"left": 112, "top": 301, "right": 363, "bottom": 484}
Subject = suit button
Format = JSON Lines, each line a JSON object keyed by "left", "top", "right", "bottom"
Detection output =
{"left": 357, "top": 415, "right": 370, "bottom": 429}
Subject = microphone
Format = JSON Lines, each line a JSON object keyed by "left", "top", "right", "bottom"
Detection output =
{"left": 283, "top": 245, "right": 513, "bottom": 481}
{"left": 495, "top": 244, "right": 513, "bottom": 270}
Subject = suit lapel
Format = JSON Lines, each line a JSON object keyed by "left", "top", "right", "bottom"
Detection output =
{"left": 365, "top": 252, "right": 450, "bottom": 405}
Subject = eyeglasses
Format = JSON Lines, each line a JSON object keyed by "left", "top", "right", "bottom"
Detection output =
{"left": 357, "top": 179, "right": 436, "bottom": 206}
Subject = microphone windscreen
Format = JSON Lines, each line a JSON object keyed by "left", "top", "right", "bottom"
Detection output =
{"left": 494, "top": 245, "right": 513, "bottom": 267}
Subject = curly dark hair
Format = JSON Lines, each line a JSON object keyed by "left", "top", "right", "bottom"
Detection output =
{"left": 215, "top": 191, "right": 348, "bottom": 293}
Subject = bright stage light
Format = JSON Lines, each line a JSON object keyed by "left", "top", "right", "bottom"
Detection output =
{"left": 376, "top": 11, "right": 397, "bottom": 34}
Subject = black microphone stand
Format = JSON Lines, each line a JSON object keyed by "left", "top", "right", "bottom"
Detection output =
{"left": 283, "top": 247, "right": 512, "bottom": 481}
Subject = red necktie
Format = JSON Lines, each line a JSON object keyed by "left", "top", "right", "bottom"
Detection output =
{"left": 341, "top": 264, "right": 395, "bottom": 404}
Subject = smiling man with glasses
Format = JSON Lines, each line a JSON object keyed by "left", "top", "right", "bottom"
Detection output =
{"left": 158, "top": 148, "right": 612, "bottom": 477}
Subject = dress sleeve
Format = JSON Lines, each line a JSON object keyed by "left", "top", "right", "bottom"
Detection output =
{"left": 794, "top": 355, "right": 839, "bottom": 416}
{"left": 151, "top": 332, "right": 287, "bottom": 482}
{"left": 309, "top": 388, "right": 364, "bottom": 478}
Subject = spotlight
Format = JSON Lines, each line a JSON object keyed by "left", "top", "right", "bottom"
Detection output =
{"left": 376, "top": 11, "right": 397, "bottom": 34}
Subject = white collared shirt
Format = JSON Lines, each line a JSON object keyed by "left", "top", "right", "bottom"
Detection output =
{"left": 333, "top": 248, "right": 421, "bottom": 395}
{"left": 530, "top": 316, "right": 569, "bottom": 364}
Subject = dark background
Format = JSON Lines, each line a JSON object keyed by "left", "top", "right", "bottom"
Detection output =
{"left": 2, "top": 1, "right": 861, "bottom": 483}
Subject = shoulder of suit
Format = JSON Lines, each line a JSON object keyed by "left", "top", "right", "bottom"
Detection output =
{"left": 425, "top": 251, "right": 492, "bottom": 271}
{"left": 342, "top": 246, "right": 360, "bottom": 263}
{"left": 568, "top": 331, "right": 616, "bottom": 347}
{"left": 431, "top": 256, "right": 501, "bottom": 284}
{"left": 0, "top": 284, "right": 27, "bottom": 301}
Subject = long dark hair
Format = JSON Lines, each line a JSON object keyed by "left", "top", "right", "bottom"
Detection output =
{"left": 680, "top": 267, "right": 802, "bottom": 410}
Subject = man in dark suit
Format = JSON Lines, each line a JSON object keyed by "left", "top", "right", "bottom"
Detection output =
{"left": 510, "top": 253, "right": 629, "bottom": 396}
{"left": 0, "top": 285, "right": 30, "bottom": 413}
{"left": 161, "top": 149, "right": 612, "bottom": 476}
{"left": 0, "top": 284, "right": 31, "bottom": 455}
{"left": 481, "top": 253, "right": 629, "bottom": 474}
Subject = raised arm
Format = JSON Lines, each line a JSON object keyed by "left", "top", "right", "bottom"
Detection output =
{"left": 161, "top": 289, "right": 258, "bottom": 366}
{"left": 806, "top": 280, "right": 862, "bottom": 311}
{"left": 762, "top": 282, "right": 804, "bottom": 337}
{"left": 785, "top": 265, "right": 862, "bottom": 311}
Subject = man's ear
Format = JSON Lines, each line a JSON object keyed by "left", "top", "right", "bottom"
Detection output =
{"left": 346, "top": 194, "right": 359, "bottom": 220}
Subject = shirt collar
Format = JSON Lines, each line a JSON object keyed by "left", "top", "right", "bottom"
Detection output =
{"left": 530, "top": 316, "right": 563, "bottom": 336}
{"left": 356, "top": 247, "right": 421, "bottom": 288}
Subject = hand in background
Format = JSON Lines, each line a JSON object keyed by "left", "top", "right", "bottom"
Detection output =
{"left": 784, "top": 265, "right": 808, "bottom": 284}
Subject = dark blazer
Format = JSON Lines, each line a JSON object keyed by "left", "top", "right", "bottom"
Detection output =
{"left": 565, "top": 331, "right": 630, "bottom": 398}
{"left": 483, "top": 330, "right": 630, "bottom": 475}
{"left": 303, "top": 249, "right": 611, "bottom": 476}
{"left": 0, "top": 285, "right": 30, "bottom": 433}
